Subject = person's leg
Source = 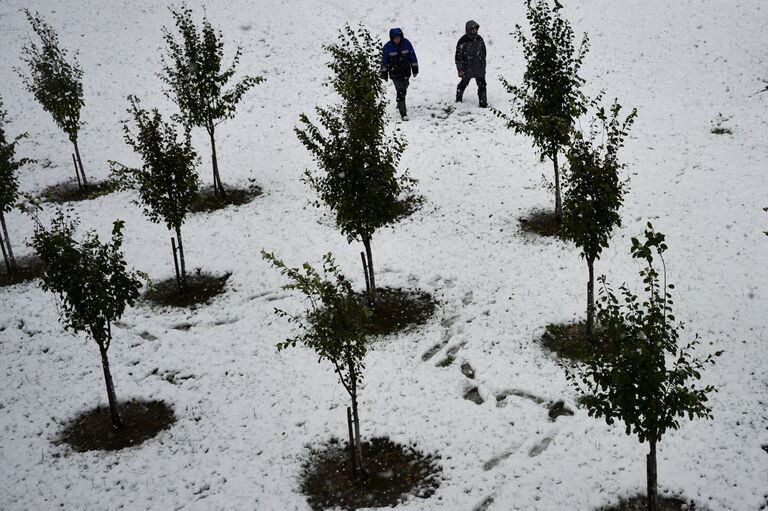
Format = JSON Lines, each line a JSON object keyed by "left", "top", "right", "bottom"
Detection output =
{"left": 477, "top": 76, "right": 488, "bottom": 107}
{"left": 456, "top": 76, "right": 471, "bottom": 102}
{"left": 395, "top": 78, "right": 409, "bottom": 117}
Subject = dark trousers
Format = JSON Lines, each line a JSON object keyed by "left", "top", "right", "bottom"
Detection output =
{"left": 393, "top": 78, "right": 409, "bottom": 117}
{"left": 457, "top": 75, "right": 487, "bottom": 105}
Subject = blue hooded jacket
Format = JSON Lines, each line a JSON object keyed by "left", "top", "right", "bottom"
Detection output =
{"left": 381, "top": 27, "right": 418, "bottom": 79}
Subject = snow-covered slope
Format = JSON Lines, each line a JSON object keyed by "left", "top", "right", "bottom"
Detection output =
{"left": 1, "top": 0, "right": 767, "bottom": 509}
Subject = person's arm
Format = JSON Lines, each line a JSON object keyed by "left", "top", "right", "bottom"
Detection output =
{"left": 480, "top": 37, "right": 487, "bottom": 65}
{"left": 380, "top": 44, "right": 389, "bottom": 80}
{"left": 455, "top": 37, "right": 464, "bottom": 76}
{"left": 408, "top": 40, "right": 418, "bottom": 76}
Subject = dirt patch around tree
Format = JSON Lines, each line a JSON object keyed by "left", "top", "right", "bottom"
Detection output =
{"left": 598, "top": 495, "right": 702, "bottom": 511}
{"left": 359, "top": 287, "right": 437, "bottom": 336}
{"left": 0, "top": 255, "right": 44, "bottom": 287}
{"left": 144, "top": 272, "right": 231, "bottom": 308}
{"left": 41, "top": 180, "right": 116, "bottom": 203}
{"left": 540, "top": 321, "right": 613, "bottom": 363}
{"left": 58, "top": 399, "right": 175, "bottom": 452}
{"left": 519, "top": 209, "right": 563, "bottom": 238}
{"left": 301, "top": 436, "right": 442, "bottom": 511}
{"left": 189, "top": 183, "right": 262, "bottom": 213}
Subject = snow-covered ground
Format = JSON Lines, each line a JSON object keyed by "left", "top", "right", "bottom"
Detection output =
{"left": 1, "top": 0, "right": 767, "bottom": 509}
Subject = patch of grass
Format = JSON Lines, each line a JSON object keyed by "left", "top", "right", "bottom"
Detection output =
{"left": 58, "top": 399, "right": 175, "bottom": 452}
{"left": 519, "top": 209, "right": 563, "bottom": 238}
{"left": 710, "top": 126, "right": 732, "bottom": 135}
{"left": 144, "top": 271, "right": 230, "bottom": 308}
{"left": 360, "top": 287, "right": 437, "bottom": 336}
{"left": 598, "top": 495, "right": 701, "bottom": 511}
{"left": 301, "top": 437, "right": 442, "bottom": 511}
{"left": 189, "top": 183, "right": 262, "bottom": 213}
{"left": 0, "top": 255, "right": 44, "bottom": 287}
{"left": 41, "top": 180, "right": 116, "bottom": 203}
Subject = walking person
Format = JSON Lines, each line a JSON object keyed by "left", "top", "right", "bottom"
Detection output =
{"left": 455, "top": 20, "right": 487, "bottom": 107}
{"left": 380, "top": 27, "right": 419, "bottom": 120}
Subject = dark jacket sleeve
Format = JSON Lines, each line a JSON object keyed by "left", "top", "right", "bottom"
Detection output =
{"left": 407, "top": 40, "right": 418, "bottom": 68}
{"left": 455, "top": 36, "right": 464, "bottom": 70}
{"left": 480, "top": 37, "right": 487, "bottom": 68}
{"left": 381, "top": 42, "right": 390, "bottom": 72}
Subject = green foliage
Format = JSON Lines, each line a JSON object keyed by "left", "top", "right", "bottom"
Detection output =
{"left": 31, "top": 210, "right": 144, "bottom": 347}
{"left": 262, "top": 250, "right": 371, "bottom": 399}
{"left": 561, "top": 100, "right": 637, "bottom": 262}
{"left": 296, "top": 24, "right": 412, "bottom": 244}
{"left": 495, "top": 0, "right": 588, "bottom": 160}
{"left": 565, "top": 224, "right": 720, "bottom": 444}
{"left": 0, "top": 97, "right": 33, "bottom": 214}
{"left": 18, "top": 10, "right": 84, "bottom": 143}
{"left": 160, "top": 3, "right": 264, "bottom": 132}
{"left": 110, "top": 96, "right": 199, "bottom": 232}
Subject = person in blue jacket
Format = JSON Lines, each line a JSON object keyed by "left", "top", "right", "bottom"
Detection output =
{"left": 380, "top": 27, "right": 419, "bottom": 120}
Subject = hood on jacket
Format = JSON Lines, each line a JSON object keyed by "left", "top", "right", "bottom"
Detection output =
{"left": 389, "top": 27, "right": 403, "bottom": 41}
{"left": 465, "top": 20, "right": 479, "bottom": 35}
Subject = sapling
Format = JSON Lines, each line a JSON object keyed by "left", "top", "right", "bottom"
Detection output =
{"left": 19, "top": 10, "right": 88, "bottom": 188}
{"left": 561, "top": 100, "right": 637, "bottom": 335}
{"left": 160, "top": 3, "right": 264, "bottom": 198}
{"left": 32, "top": 211, "right": 144, "bottom": 429}
{"left": 0, "top": 96, "right": 33, "bottom": 273}
{"left": 296, "top": 25, "right": 413, "bottom": 296}
{"left": 110, "top": 96, "right": 199, "bottom": 289}
{"left": 263, "top": 250, "right": 371, "bottom": 476}
{"left": 494, "top": 0, "right": 588, "bottom": 222}
{"left": 565, "top": 224, "right": 720, "bottom": 511}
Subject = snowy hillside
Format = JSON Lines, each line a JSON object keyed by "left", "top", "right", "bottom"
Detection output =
{"left": 1, "top": 0, "right": 767, "bottom": 509}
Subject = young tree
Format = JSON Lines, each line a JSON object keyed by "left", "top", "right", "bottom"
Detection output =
{"left": 110, "top": 96, "right": 199, "bottom": 289}
{"left": 0, "top": 97, "right": 33, "bottom": 273}
{"left": 160, "top": 4, "right": 264, "bottom": 198}
{"left": 262, "top": 250, "right": 371, "bottom": 476}
{"left": 31, "top": 211, "right": 144, "bottom": 429}
{"left": 19, "top": 10, "right": 88, "bottom": 188}
{"left": 495, "top": 0, "right": 588, "bottom": 222}
{"left": 296, "top": 25, "right": 412, "bottom": 295}
{"left": 561, "top": 100, "right": 637, "bottom": 335}
{"left": 565, "top": 225, "right": 720, "bottom": 511}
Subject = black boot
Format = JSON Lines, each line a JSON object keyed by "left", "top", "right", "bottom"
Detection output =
{"left": 397, "top": 100, "right": 407, "bottom": 119}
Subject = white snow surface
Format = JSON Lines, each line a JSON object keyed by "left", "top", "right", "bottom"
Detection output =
{"left": 1, "top": 0, "right": 767, "bottom": 510}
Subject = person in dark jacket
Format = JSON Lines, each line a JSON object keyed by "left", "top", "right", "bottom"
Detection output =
{"left": 380, "top": 27, "right": 419, "bottom": 120}
{"left": 455, "top": 20, "right": 487, "bottom": 107}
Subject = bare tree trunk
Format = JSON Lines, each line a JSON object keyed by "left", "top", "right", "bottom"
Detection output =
{"left": 346, "top": 407, "right": 357, "bottom": 475}
{"left": 208, "top": 126, "right": 226, "bottom": 198}
{"left": 174, "top": 226, "right": 187, "bottom": 288}
{"left": 552, "top": 148, "right": 562, "bottom": 223}
{"left": 647, "top": 439, "right": 658, "bottom": 511}
{"left": 72, "top": 139, "right": 88, "bottom": 188}
{"left": 586, "top": 256, "right": 595, "bottom": 336}
{"left": 0, "top": 212, "right": 16, "bottom": 272}
{"left": 98, "top": 340, "right": 122, "bottom": 430}
{"left": 347, "top": 356, "right": 364, "bottom": 473}
{"left": 362, "top": 236, "right": 375, "bottom": 296}
{"left": 0, "top": 224, "right": 11, "bottom": 273}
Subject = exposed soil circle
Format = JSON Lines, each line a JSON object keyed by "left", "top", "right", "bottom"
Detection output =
{"left": 144, "top": 272, "right": 231, "bottom": 308}
{"left": 0, "top": 255, "right": 44, "bottom": 287}
{"left": 58, "top": 399, "right": 175, "bottom": 452}
{"left": 393, "top": 194, "right": 425, "bottom": 222}
{"left": 598, "top": 495, "right": 702, "bottom": 511}
{"left": 41, "top": 180, "right": 116, "bottom": 203}
{"left": 360, "top": 287, "right": 437, "bottom": 336}
{"left": 540, "top": 321, "right": 613, "bottom": 363}
{"left": 301, "top": 437, "right": 442, "bottom": 511}
{"left": 519, "top": 209, "right": 563, "bottom": 238}
{"left": 189, "top": 183, "right": 263, "bottom": 213}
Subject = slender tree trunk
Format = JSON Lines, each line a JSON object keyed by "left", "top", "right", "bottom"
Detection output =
{"left": 72, "top": 139, "right": 88, "bottom": 188}
{"left": 175, "top": 226, "right": 187, "bottom": 288}
{"left": 552, "top": 147, "right": 562, "bottom": 223}
{"left": 347, "top": 356, "right": 364, "bottom": 473}
{"left": 208, "top": 125, "right": 226, "bottom": 198}
{"left": 0, "top": 212, "right": 16, "bottom": 272}
{"left": 0, "top": 224, "right": 11, "bottom": 273}
{"left": 647, "top": 439, "right": 658, "bottom": 511}
{"left": 362, "top": 236, "right": 375, "bottom": 296}
{"left": 98, "top": 340, "right": 122, "bottom": 430}
{"left": 586, "top": 256, "right": 595, "bottom": 336}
